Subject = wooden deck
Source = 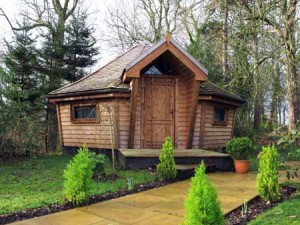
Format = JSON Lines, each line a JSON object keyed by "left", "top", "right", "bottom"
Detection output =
{"left": 118, "top": 149, "right": 233, "bottom": 171}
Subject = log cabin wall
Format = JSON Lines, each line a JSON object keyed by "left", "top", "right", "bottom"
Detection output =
{"left": 192, "top": 101, "right": 235, "bottom": 150}
{"left": 176, "top": 74, "right": 195, "bottom": 149}
{"left": 58, "top": 99, "right": 130, "bottom": 149}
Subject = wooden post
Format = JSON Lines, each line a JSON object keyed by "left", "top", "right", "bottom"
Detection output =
{"left": 198, "top": 102, "right": 207, "bottom": 149}
{"left": 187, "top": 80, "right": 200, "bottom": 148}
{"left": 128, "top": 79, "right": 139, "bottom": 148}
{"left": 56, "top": 104, "right": 63, "bottom": 150}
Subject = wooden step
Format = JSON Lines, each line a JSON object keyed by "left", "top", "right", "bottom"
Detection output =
{"left": 176, "top": 163, "right": 216, "bottom": 180}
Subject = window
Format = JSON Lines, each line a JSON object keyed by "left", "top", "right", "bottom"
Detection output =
{"left": 71, "top": 105, "right": 96, "bottom": 122}
{"left": 144, "top": 65, "right": 162, "bottom": 75}
{"left": 213, "top": 106, "right": 228, "bottom": 125}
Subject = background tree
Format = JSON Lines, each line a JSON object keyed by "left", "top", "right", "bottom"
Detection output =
{"left": 0, "top": 22, "right": 44, "bottom": 157}
{"left": 63, "top": 8, "right": 99, "bottom": 82}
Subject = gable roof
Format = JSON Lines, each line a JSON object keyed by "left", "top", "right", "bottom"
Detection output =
{"left": 122, "top": 38, "right": 208, "bottom": 81}
{"left": 125, "top": 38, "right": 208, "bottom": 74}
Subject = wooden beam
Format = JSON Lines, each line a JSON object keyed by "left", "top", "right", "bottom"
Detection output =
{"left": 50, "top": 92, "right": 130, "bottom": 103}
{"left": 128, "top": 79, "right": 139, "bottom": 148}
{"left": 231, "top": 108, "right": 236, "bottom": 138}
{"left": 56, "top": 104, "right": 64, "bottom": 149}
{"left": 198, "top": 102, "right": 207, "bottom": 148}
{"left": 113, "top": 103, "right": 120, "bottom": 149}
{"left": 187, "top": 80, "right": 200, "bottom": 148}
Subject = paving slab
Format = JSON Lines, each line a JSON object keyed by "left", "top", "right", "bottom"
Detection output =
{"left": 78, "top": 201, "right": 159, "bottom": 225}
{"left": 11, "top": 172, "right": 260, "bottom": 225}
{"left": 11, "top": 209, "right": 105, "bottom": 225}
{"left": 132, "top": 214, "right": 182, "bottom": 225}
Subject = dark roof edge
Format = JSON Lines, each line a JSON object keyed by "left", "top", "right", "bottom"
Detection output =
{"left": 46, "top": 88, "right": 131, "bottom": 99}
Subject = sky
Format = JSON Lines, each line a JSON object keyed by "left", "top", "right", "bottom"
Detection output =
{"left": 0, "top": 0, "right": 119, "bottom": 68}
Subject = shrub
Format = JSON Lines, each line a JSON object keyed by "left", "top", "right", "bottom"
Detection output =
{"left": 157, "top": 136, "right": 177, "bottom": 181}
{"left": 184, "top": 162, "right": 224, "bottom": 225}
{"left": 90, "top": 152, "right": 106, "bottom": 172}
{"left": 90, "top": 152, "right": 106, "bottom": 180}
{"left": 63, "top": 145, "right": 95, "bottom": 204}
{"left": 225, "top": 137, "right": 253, "bottom": 160}
{"left": 287, "top": 148, "right": 300, "bottom": 161}
{"left": 256, "top": 145, "right": 280, "bottom": 202}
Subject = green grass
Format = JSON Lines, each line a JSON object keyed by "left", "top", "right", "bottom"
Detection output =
{"left": 248, "top": 195, "right": 300, "bottom": 225}
{"left": 249, "top": 181, "right": 300, "bottom": 225}
{"left": 0, "top": 155, "right": 157, "bottom": 215}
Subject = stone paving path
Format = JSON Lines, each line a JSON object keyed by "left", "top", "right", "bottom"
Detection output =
{"left": 12, "top": 172, "right": 258, "bottom": 225}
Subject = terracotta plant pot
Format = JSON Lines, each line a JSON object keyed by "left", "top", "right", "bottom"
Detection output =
{"left": 234, "top": 160, "right": 249, "bottom": 174}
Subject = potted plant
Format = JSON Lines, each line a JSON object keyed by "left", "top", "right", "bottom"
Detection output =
{"left": 225, "top": 137, "right": 253, "bottom": 174}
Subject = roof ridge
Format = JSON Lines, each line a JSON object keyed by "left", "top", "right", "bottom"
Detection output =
{"left": 206, "top": 81, "right": 242, "bottom": 99}
{"left": 50, "top": 44, "right": 144, "bottom": 94}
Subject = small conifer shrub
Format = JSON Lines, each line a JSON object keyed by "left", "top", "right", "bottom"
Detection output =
{"left": 157, "top": 136, "right": 177, "bottom": 181}
{"left": 63, "top": 145, "right": 95, "bottom": 204}
{"left": 184, "top": 162, "right": 224, "bottom": 225}
{"left": 256, "top": 145, "right": 280, "bottom": 202}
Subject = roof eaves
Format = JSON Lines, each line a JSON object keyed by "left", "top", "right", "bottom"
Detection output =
{"left": 47, "top": 87, "right": 131, "bottom": 98}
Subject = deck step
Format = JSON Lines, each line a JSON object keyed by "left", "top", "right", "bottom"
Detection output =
{"left": 117, "top": 149, "right": 234, "bottom": 171}
{"left": 176, "top": 163, "right": 216, "bottom": 180}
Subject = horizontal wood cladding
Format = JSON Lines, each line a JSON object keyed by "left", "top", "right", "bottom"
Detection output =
{"left": 59, "top": 100, "right": 130, "bottom": 149}
{"left": 192, "top": 101, "right": 235, "bottom": 150}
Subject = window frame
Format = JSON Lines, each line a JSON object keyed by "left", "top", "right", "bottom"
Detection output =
{"left": 212, "top": 105, "right": 228, "bottom": 126}
{"left": 71, "top": 103, "right": 97, "bottom": 123}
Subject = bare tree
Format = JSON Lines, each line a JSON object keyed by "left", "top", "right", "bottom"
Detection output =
{"left": 248, "top": 0, "right": 300, "bottom": 131}
{"left": 104, "top": 0, "right": 188, "bottom": 51}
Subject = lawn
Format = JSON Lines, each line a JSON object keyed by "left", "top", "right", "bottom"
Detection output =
{"left": 0, "top": 155, "right": 157, "bottom": 215}
{"left": 249, "top": 181, "right": 300, "bottom": 225}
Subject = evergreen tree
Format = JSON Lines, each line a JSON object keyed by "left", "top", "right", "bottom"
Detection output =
{"left": 63, "top": 9, "right": 99, "bottom": 82}
{"left": 184, "top": 162, "right": 224, "bottom": 225}
{"left": 3, "top": 20, "right": 41, "bottom": 112}
{"left": 0, "top": 22, "right": 44, "bottom": 156}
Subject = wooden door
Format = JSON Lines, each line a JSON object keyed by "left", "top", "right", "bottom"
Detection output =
{"left": 143, "top": 76, "right": 175, "bottom": 148}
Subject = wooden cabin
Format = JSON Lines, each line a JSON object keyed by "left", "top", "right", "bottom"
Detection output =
{"left": 47, "top": 37, "right": 244, "bottom": 169}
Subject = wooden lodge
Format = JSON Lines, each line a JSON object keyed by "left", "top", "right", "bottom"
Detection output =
{"left": 47, "top": 36, "right": 245, "bottom": 170}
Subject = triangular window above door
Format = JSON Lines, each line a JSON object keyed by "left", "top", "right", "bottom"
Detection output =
{"left": 144, "top": 65, "right": 162, "bottom": 75}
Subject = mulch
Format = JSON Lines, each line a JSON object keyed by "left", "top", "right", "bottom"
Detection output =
{"left": 0, "top": 180, "right": 169, "bottom": 225}
{"left": 225, "top": 185, "right": 298, "bottom": 225}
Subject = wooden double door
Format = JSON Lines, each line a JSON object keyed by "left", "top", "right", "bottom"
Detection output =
{"left": 143, "top": 76, "right": 175, "bottom": 148}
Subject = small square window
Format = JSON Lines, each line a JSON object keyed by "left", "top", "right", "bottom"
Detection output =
{"left": 71, "top": 105, "right": 96, "bottom": 122}
{"left": 213, "top": 106, "right": 228, "bottom": 125}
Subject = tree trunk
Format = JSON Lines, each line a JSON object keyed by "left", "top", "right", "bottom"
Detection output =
{"left": 252, "top": 31, "right": 262, "bottom": 131}
{"left": 283, "top": 0, "right": 299, "bottom": 131}
{"left": 221, "top": 0, "right": 229, "bottom": 80}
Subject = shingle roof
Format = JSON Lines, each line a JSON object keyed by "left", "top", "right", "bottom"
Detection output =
{"left": 47, "top": 39, "right": 244, "bottom": 105}
{"left": 200, "top": 81, "right": 245, "bottom": 103}
{"left": 48, "top": 42, "right": 151, "bottom": 97}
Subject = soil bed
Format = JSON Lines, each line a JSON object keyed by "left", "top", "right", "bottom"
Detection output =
{"left": 226, "top": 185, "right": 297, "bottom": 225}
{"left": 0, "top": 180, "right": 170, "bottom": 225}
